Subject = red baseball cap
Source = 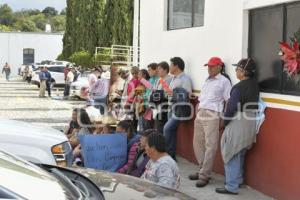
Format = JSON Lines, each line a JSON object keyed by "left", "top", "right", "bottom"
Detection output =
{"left": 204, "top": 57, "right": 224, "bottom": 67}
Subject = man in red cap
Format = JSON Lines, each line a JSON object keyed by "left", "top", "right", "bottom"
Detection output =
{"left": 189, "top": 57, "right": 232, "bottom": 188}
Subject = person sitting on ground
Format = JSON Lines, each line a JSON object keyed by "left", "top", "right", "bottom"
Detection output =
{"left": 93, "top": 115, "right": 117, "bottom": 134}
{"left": 75, "top": 108, "right": 95, "bottom": 136}
{"left": 70, "top": 108, "right": 95, "bottom": 161}
{"left": 116, "top": 120, "right": 140, "bottom": 174}
{"left": 65, "top": 109, "right": 80, "bottom": 139}
{"left": 126, "top": 129, "right": 153, "bottom": 177}
{"left": 142, "top": 132, "right": 180, "bottom": 189}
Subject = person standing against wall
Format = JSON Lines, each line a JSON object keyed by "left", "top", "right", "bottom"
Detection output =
{"left": 216, "top": 58, "right": 259, "bottom": 195}
{"left": 189, "top": 57, "right": 232, "bottom": 188}
{"left": 2, "top": 62, "right": 11, "bottom": 81}
{"left": 163, "top": 57, "right": 192, "bottom": 161}
{"left": 39, "top": 67, "right": 47, "bottom": 98}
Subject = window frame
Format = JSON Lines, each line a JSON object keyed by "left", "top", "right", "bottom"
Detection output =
{"left": 167, "top": 0, "right": 205, "bottom": 31}
{"left": 248, "top": 1, "right": 300, "bottom": 96}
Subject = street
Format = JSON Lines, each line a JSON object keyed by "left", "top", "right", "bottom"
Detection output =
{"left": 0, "top": 76, "right": 272, "bottom": 200}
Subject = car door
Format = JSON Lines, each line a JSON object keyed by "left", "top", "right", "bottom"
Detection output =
{"left": 48, "top": 66, "right": 65, "bottom": 85}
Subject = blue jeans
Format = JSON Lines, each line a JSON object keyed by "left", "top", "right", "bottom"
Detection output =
{"left": 94, "top": 96, "right": 107, "bottom": 115}
{"left": 225, "top": 148, "right": 247, "bottom": 193}
{"left": 163, "top": 116, "right": 180, "bottom": 157}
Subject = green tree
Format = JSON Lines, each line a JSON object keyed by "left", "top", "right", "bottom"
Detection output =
{"left": 42, "top": 7, "right": 58, "bottom": 17}
{"left": 69, "top": 51, "right": 93, "bottom": 68}
{"left": 60, "top": 8, "right": 67, "bottom": 15}
{"left": 20, "top": 20, "right": 38, "bottom": 32}
{"left": 0, "top": 4, "right": 14, "bottom": 26}
{"left": 29, "top": 14, "right": 47, "bottom": 31}
{"left": 0, "top": 24, "right": 11, "bottom": 31}
{"left": 51, "top": 15, "right": 66, "bottom": 32}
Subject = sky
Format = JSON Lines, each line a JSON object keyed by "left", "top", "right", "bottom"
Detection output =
{"left": 0, "top": 0, "right": 67, "bottom": 11}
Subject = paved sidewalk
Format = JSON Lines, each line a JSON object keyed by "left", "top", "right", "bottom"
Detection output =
{"left": 177, "top": 157, "right": 273, "bottom": 200}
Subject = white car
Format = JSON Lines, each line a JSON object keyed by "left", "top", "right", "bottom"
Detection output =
{"left": 0, "top": 119, "right": 73, "bottom": 166}
{"left": 70, "top": 71, "right": 90, "bottom": 99}
{"left": 31, "top": 65, "right": 66, "bottom": 88}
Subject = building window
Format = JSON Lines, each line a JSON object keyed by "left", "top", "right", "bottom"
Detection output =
{"left": 168, "top": 0, "right": 205, "bottom": 30}
{"left": 23, "top": 48, "right": 35, "bottom": 64}
{"left": 249, "top": 2, "right": 300, "bottom": 96}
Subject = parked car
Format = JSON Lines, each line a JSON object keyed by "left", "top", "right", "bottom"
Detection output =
{"left": 70, "top": 71, "right": 90, "bottom": 99}
{"left": 31, "top": 65, "right": 66, "bottom": 88}
{"left": 0, "top": 119, "right": 73, "bottom": 167}
{"left": 0, "top": 149, "right": 196, "bottom": 200}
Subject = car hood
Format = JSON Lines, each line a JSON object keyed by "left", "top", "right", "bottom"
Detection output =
{"left": 0, "top": 150, "right": 72, "bottom": 200}
{"left": 72, "top": 167, "right": 196, "bottom": 200}
{"left": 0, "top": 119, "right": 67, "bottom": 143}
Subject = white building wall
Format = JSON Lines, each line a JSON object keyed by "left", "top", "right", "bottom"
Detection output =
{"left": 135, "top": 0, "right": 300, "bottom": 91}
{"left": 0, "top": 32, "right": 63, "bottom": 75}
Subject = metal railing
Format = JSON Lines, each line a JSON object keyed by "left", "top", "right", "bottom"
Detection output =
{"left": 95, "top": 45, "right": 140, "bottom": 68}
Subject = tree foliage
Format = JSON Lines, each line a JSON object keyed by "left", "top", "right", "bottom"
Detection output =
{"left": 69, "top": 50, "right": 93, "bottom": 68}
{"left": 0, "top": 4, "right": 14, "bottom": 26}
{"left": 42, "top": 7, "right": 58, "bottom": 17}
{"left": 61, "top": 0, "right": 134, "bottom": 62}
{"left": 0, "top": 4, "right": 66, "bottom": 32}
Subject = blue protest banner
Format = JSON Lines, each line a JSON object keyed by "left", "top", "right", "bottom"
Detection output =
{"left": 78, "top": 134, "right": 127, "bottom": 172}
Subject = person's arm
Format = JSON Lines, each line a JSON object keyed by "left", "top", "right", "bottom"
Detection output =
{"left": 224, "top": 87, "right": 240, "bottom": 126}
{"left": 117, "top": 142, "right": 139, "bottom": 173}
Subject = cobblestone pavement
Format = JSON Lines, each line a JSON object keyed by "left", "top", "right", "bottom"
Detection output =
{"left": 0, "top": 76, "right": 273, "bottom": 200}
{"left": 0, "top": 76, "right": 85, "bottom": 131}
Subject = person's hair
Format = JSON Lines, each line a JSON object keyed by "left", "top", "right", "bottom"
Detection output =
{"left": 157, "top": 61, "right": 169, "bottom": 73}
{"left": 147, "top": 132, "right": 166, "bottom": 153}
{"left": 117, "top": 120, "right": 134, "bottom": 139}
{"left": 94, "top": 66, "right": 103, "bottom": 73}
{"left": 131, "top": 66, "right": 140, "bottom": 74}
{"left": 244, "top": 70, "right": 255, "bottom": 78}
{"left": 147, "top": 63, "right": 158, "bottom": 70}
{"left": 220, "top": 64, "right": 231, "bottom": 84}
{"left": 76, "top": 108, "right": 94, "bottom": 133}
{"left": 140, "top": 69, "right": 150, "bottom": 80}
{"left": 141, "top": 129, "right": 158, "bottom": 137}
{"left": 170, "top": 57, "right": 185, "bottom": 71}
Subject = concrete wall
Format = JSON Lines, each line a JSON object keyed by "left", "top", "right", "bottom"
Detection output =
{"left": 0, "top": 32, "right": 63, "bottom": 75}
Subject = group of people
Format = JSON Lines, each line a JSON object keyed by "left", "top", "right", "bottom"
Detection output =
{"left": 63, "top": 56, "right": 260, "bottom": 194}
{"left": 64, "top": 108, "right": 180, "bottom": 189}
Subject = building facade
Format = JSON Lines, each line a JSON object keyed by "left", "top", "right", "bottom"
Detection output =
{"left": 134, "top": 0, "right": 300, "bottom": 199}
{"left": 0, "top": 32, "right": 63, "bottom": 75}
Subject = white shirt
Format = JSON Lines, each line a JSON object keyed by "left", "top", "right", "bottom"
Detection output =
{"left": 199, "top": 73, "right": 232, "bottom": 113}
{"left": 66, "top": 71, "right": 74, "bottom": 83}
{"left": 88, "top": 73, "right": 98, "bottom": 88}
